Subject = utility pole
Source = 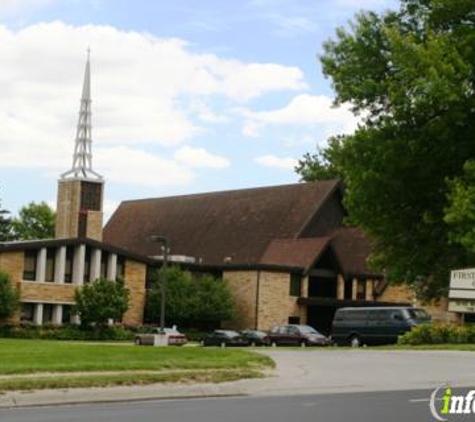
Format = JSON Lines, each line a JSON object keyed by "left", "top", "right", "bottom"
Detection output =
{"left": 151, "top": 235, "right": 169, "bottom": 334}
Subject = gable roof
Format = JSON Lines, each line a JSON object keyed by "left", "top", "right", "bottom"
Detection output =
{"left": 260, "top": 237, "right": 331, "bottom": 270}
{"left": 104, "top": 180, "right": 342, "bottom": 266}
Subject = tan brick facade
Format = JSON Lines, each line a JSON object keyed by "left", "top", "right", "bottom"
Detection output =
{"left": 223, "top": 271, "right": 258, "bottom": 330}
{"left": 55, "top": 180, "right": 82, "bottom": 239}
{"left": 85, "top": 211, "right": 103, "bottom": 242}
{"left": 122, "top": 259, "right": 146, "bottom": 327}
{"left": 257, "top": 271, "right": 302, "bottom": 330}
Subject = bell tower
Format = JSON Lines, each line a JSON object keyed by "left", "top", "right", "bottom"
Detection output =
{"left": 55, "top": 50, "right": 105, "bottom": 241}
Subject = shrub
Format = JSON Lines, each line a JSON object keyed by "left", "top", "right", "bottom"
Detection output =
{"left": 0, "top": 271, "right": 19, "bottom": 321}
{"left": 0, "top": 324, "right": 136, "bottom": 341}
{"left": 398, "top": 324, "right": 475, "bottom": 345}
{"left": 75, "top": 277, "right": 130, "bottom": 327}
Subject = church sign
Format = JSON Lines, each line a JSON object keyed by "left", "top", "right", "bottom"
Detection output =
{"left": 449, "top": 268, "right": 475, "bottom": 314}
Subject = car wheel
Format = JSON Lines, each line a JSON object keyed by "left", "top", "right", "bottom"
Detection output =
{"left": 220, "top": 341, "right": 226, "bottom": 348}
{"left": 199, "top": 340, "right": 205, "bottom": 347}
{"left": 271, "top": 341, "right": 278, "bottom": 347}
{"left": 349, "top": 335, "right": 362, "bottom": 348}
{"left": 134, "top": 338, "right": 142, "bottom": 346}
{"left": 300, "top": 340, "right": 307, "bottom": 348}
{"left": 250, "top": 341, "right": 257, "bottom": 347}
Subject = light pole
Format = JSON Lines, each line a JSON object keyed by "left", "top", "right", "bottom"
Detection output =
{"left": 150, "top": 235, "right": 169, "bottom": 334}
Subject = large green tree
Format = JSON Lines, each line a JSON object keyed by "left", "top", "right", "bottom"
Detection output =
{"left": 146, "top": 267, "right": 235, "bottom": 328}
{"left": 11, "top": 202, "right": 55, "bottom": 240}
{"left": 298, "top": 0, "right": 475, "bottom": 297}
{"left": 0, "top": 271, "right": 19, "bottom": 321}
{"left": 75, "top": 278, "right": 130, "bottom": 327}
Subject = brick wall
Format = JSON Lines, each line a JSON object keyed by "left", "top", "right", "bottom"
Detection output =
{"left": 223, "top": 271, "right": 258, "bottom": 330}
{"left": 122, "top": 259, "right": 146, "bottom": 327}
{"left": 0, "top": 251, "right": 24, "bottom": 323}
{"left": 257, "top": 271, "right": 301, "bottom": 330}
{"left": 86, "top": 211, "right": 103, "bottom": 241}
{"left": 55, "top": 180, "right": 81, "bottom": 238}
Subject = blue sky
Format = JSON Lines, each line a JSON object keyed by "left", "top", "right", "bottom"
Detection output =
{"left": 0, "top": 0, "right": 397, "bottom": 220}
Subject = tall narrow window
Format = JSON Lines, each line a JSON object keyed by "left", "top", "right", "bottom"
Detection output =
{"left": 45, "top": 248, "right": 55, "bottom": 282}
{"left": 100, "top": 252, "right": 108, "bottom": 278}
{"left": 356, "top": 279, "right": 367, "bottom": 300}
{"left": 84, "top": 247, "right": 91, "bottom": 284}
{"left": 23, "top": 250, "right": 37, "bottom": 281}
{"left": 62, "top": 305, "right": 72, "bottom": 324}
{"left": 43, "top": 304, "right": 54, "bottom": 324}
{"left": 64, "top": 247, "right": 74, "bottom": 284}
{"left": 116, "top": 256, "right": 126, "bottom": 280}
{"left": 289, "top": 274, "right": 302, "bottom": 297}
{"left": 20, "top": 303, "right": 35, "bottom": 322}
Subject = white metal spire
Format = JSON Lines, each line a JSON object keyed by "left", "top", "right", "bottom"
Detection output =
{"left": 62, "top": 49, "right": 103, "bottom": 180}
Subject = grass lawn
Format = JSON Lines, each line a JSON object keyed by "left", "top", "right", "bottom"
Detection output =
{"left": 0, "top": 339, "right": 274, "bottom": 392}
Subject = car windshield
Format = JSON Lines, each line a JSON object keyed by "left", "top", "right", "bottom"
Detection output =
{"left": 297, "top": 325, "right": 318, "bottom": 334}
{"left": 405, "top": 309, "right": 430, "bottom": 320}
{"left": 217, "top": 330, "right": 239, "bottom": 338}
{"left": 247, "top": 331, "right": 267, "bottom": 337}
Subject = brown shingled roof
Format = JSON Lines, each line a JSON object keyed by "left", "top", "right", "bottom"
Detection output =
{"left": 260, "top": 237, "right": 331, "bottom": 270}
{"left": 331, "top": 227, "right": 380, "bottom": 278}
{"left": 104, "top": 180, "right": 341, "bottom": 266}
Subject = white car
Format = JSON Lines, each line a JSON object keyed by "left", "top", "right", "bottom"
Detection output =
{"left": 134, "top": 327, "right": 188, "bottom": 346}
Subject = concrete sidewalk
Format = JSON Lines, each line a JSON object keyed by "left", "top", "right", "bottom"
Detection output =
{"left": 1, "top": 349, "right": 475, "bottom": 408}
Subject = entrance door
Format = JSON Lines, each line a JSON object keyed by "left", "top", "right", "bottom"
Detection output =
{"left": 306, "top": 305, "right": 338, "bottom": 335}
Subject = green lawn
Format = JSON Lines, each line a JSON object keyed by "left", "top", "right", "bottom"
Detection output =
{"left": 0, "top": 339, "right": 273, "bottom": 375}
{"left": 0, "top": 339, "right": 274, "bottom": 391}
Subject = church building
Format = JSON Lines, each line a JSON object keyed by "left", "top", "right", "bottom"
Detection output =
{"left": 0, "top": 56, "right": 457, "bottom": 333}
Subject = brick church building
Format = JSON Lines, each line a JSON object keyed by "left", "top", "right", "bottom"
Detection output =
{"left": 0, "top": 56, "right": 456, "bottom": 333}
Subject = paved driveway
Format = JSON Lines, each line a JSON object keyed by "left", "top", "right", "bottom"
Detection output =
{"left": 236, "top": 349, "right": 475, "bottom": 396}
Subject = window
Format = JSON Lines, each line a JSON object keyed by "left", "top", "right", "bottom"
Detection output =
{"left": 100, "top": 252, "right": 108, "bottom": 278}
{"left": 84, "top": 247, "right": 91, "bottom": 284}
{"left": 116, "top": 256, "right": 126, "bottom": 280}
{"left": 20, "top": 303, "right": 35, "bottom": 322}
{"left": 289, "top": 274, "right": 302, "bottom": 297}
{"left": 288, "top": 316, "right": 301, "bottom": 325}
{"left": 64, "top": 247, "right": 74, "bottom": 284}
{"left": 45, "top": 248, "right": 55, "bottom": 282}
{"left": 23, "top": 250, "right": 37, "bottom": 281}
{"left": 356, "top": 279, "right": 366, "bottom": 300}
{"left": 62, "top": 305, "right": 72, "bottom": 324}
{"left": 43, "top": 304, "right": 54, "bottom": 324}
{"left": 80, "top": 181, "right": 102, "bottom": 211}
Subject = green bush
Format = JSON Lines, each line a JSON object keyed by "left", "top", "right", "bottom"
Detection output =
{"left": 0, "top": 324, "right": 135, "bottom": 341}
{"left": 0, "top": 271, "right": 19, "bottom": 321}
{"left": 398, "top": 324, "right": 475, "bottom": 345}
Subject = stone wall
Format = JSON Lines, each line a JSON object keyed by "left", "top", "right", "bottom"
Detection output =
{"left": 55, "top": 180, "right": 81, "bottom": 239}
{"left": 19, "top": 282, "right": 76, "bottom": 303}
{"left": 122, "top": 259, "right": 146, "bottom": 327}
{"left": 86, "top": 211, "right": 103, "bottom": 241}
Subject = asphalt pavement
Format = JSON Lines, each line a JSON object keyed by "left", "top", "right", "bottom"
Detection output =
{"left": 0, "top": 388, "right": 455, "bottom": 422}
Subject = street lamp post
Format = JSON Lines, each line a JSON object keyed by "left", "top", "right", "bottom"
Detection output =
{"left": 150, "top": 235, "right": 169, "bottom": 334}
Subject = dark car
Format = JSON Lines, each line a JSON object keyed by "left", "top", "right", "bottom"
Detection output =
{"left": 241, "top": 330, "right": 270, "bottom": 347}
{"left": 331, "top": 306, "right": 431, "bottom": 347}
{"left": 268, "top": 324, "right": 330, "bottom": 347}
{"left": 200, "top": 330, "right": 249, "bottom": 347}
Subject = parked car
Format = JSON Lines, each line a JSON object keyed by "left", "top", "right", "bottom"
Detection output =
{"left": 268, "top": 324, "right": 330, "bottom": 347}
{"left": 200, "top": 330, "right": 249, "bottom": 347}
{"left": 241, "top": 330, "right": 270, "bottom": 346}
{"left": 134, "top": 327, "right": 188, "bottom": 346}
{"left": 331, "top": 306, "right": 432, "bottom": 347}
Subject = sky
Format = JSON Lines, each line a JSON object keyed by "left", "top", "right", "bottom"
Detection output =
{"left": 0, "top": 0, "right": 398, "bottom": 221}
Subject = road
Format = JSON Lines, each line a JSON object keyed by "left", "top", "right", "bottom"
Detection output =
{"left": 0, "top": 388, "right": 456, "bottom": 422}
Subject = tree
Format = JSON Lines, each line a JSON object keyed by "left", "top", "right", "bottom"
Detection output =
{"left": 146, "top": 267, "right": 235, "bottom": 328}
{"left": 11, "top": 202, "right": 55, "bottom": 240}
{"left": 0, "top": 193, "right": 12, "bottom": 242}
{"left": 0, "top": 271, "right": 19, "bottom": 321}
{"left": 74, "top": 278, "right": 130, "bottom": 327}
{"left": 300, "top": 0, "right": 475, "bottom": 297}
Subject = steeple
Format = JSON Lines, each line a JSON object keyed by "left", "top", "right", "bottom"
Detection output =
{"left": 61, "top": 49, "right": 102, "bottom": 180}
{"left": 55, "top": 50, "right": 105, "bottom": 241}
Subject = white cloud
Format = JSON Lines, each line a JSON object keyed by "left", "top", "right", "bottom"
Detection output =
{"left": 242, "top": 94, "right": 359, "bottom": 137}
{"left": 255, "top": 155, "right": 297, "bottom": 170}
{"left": 0, "top": 0, "right": 55, "bottom": 17}
{"left": 174, "top": 146, "right": 230, "bottom": 169}
{"left": 0, "top": 21, "right": 307, "bottom": 187}
{"left": 242, "top": 120, "right": 260, "bottom": 138}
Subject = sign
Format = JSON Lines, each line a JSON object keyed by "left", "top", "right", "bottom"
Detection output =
{"left": 448, "top": 299, "right": 475, "bottom": 314}
{"left": 449, "top": 268, "right": 475, "bottom": 314}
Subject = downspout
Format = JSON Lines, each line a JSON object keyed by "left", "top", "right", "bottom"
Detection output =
{"left": 255, "top": 270, "right": 261, "bottom": 330}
